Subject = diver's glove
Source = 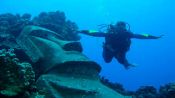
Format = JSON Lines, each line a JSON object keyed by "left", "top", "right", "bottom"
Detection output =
{"left": 148, "top": 34, "right": 164, "bottom": 39}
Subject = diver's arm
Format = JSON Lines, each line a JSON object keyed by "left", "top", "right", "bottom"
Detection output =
{"left": 79, "top": 30, "right": 106, "bottom": 37}
{"left": 131, "top": 33, "right": 163, "bottom": 39}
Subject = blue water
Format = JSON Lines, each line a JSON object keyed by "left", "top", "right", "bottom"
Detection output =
{"left": 1, "top": 0, "right": 175, "bottom": 91}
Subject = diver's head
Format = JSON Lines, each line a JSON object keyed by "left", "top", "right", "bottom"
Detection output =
{"left": 115, "top": 21, "right": 127, "bottom": 31}
{"left": 107, "top": 21, "right": 129, "bottom": 34}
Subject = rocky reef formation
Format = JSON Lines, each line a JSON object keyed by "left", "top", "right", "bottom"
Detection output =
{"left": 0, "top": 11, "right": 131, "bottom": 98}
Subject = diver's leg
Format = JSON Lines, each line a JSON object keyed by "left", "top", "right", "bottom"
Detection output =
{"left": 102, "top": 47, "right": 114, "bottom": 63}
{"left": 115, "top": 51, "right": 131, "bottom": 69}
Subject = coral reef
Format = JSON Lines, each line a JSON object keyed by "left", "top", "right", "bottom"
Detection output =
{"left": 159, "top": 83, "right": 175, "bottom": 98}
{"left": 135, "top": 86, "right": 158, "bottom": 98}
{"left": 100, "top": 77, "right": 175, "bottom": 98}
{"left": 0, "top": 13, "right": 32, "bottom": 37}
{"left": 32, "top": 11, "right": 80, "bottom": 41}
{"left": 0, "top": 49, "right": 35, "bottom": 97}
{"left": 0, "top": 11, "right": 80, "bottom": 42}
{"left": 100, "top": 76, "right": 134, "bottom": 96}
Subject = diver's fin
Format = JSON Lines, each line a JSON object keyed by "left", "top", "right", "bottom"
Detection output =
{"left": 125, "top": 63, "right": 137, "bottom": 70}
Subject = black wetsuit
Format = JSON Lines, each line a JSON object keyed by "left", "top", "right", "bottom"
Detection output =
{"left": 80, "top": 30, "right": 159, "bottom": 68}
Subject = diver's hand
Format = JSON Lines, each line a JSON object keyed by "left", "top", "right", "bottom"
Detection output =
{"left": 156, "top": 35, "right": 164, "bottom": 39}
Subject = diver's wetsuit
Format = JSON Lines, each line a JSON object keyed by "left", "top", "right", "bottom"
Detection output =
{"left": 80, "top": 30, "right": 159, "bottom": 69}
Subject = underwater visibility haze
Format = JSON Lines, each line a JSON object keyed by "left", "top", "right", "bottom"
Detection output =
{"left": 1, "top": 0, "right": 175, "bottom": 92}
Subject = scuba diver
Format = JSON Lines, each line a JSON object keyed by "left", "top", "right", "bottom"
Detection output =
{"left": 79, "top": 21, "right": 163, "bottom": 69}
